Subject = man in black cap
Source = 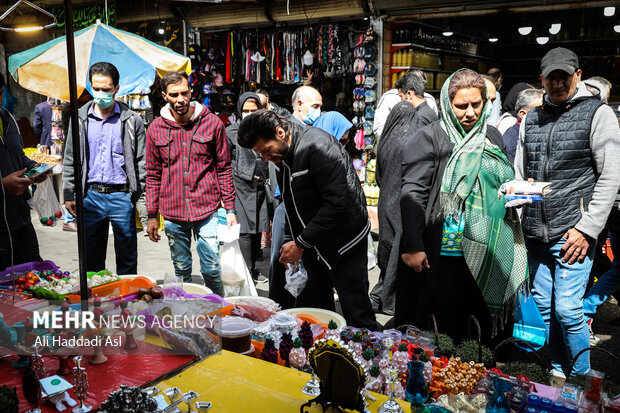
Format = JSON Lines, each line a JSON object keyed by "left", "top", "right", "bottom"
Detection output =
{"left": 515, "top": 47, "right": 620, "bottom": 379}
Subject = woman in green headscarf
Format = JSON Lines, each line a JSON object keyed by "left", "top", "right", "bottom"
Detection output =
{"left": 395, "top": 69, "right": 528, "bottom": 343}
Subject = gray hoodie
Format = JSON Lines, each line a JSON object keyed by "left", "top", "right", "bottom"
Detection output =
{"left": 515, "top": 82, "right": 620, "bottom": 239}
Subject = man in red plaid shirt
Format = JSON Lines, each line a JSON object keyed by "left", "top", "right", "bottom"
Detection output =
{"left": 146, "top": 71, "right": 236, "bottom": 296}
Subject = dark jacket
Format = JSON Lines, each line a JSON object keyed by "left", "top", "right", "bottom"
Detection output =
{"left": 502, "top": 122, "right": 520, "bottom": 164}
{"left": 0, "top": 107, "right": 36, "bottom": 232}
{"left": 521, "top": 97, "right": 603, "bottom": 242}
{"left": 270, "top": 102, "right": 291, "bottom": 118}
{"left": 33, "top": 101, "right": 53, "bottom": 147}
{"left": 228, "top": 122, "right": 272, "bottom": 233}
{"left": 227, "top": 92, "right": 277, "bottom": 233}
{"left": 279, "top": 121, "right": 370, "bottom": 270}
{"left": 63, "top": 101, "right": 146, "bottom": 202}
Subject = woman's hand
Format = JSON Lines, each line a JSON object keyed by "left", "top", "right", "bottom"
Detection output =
{"left": 402, "top": 251, "right": 430, "bottom": 273}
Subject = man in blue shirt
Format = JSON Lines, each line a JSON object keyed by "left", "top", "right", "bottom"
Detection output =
{"left": 63, "top": 62, "right": 146, "bottom": 274}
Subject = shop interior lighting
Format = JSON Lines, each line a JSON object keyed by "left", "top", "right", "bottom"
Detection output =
{"left": 518, "top": 26, "right": 532, "bottom": 35}
{"left": 158, "top": 28, "right": 165, "bottom": 34}
{"left": 488, "top": 37, "right": 499, "bottom": 43}
{"left": 614, "top": 25, "right": 620, "bottom": 33}
{"left": 549, "top": 23, "right": 561, "bottom": 35}
{"left": 442, "top": 31, "right": 454, "bottom": 37}
{"left": 603, "top": 7, "right": 615, "bottom": 17}
{"left": 0, "top": 0, "right": 56, "bottom": 32}
{"left": 536, "top": 36, "right": 550, "bottom": 45}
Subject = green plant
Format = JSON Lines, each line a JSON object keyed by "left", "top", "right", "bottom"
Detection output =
{"left": 454, "top": 339, "right": 493, "bottom": 364}
{"left": 500, "top": 361, "right": 550, "bottom": 385}
{"left": 423, "top": 330, "right": 455, "bottom": 355}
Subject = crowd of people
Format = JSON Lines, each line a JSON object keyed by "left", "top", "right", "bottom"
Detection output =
{"left": 1, "top": 46, "right": 619, "bottom": 378}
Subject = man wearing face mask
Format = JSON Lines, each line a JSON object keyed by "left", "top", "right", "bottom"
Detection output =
{"left": 226, "top": 92, "right": 277, "bottom": 283}
{"left": 515, "top": 47, "right": 620, "bottom": 378}
{"left": 290, "top": 86, "right": 322, "bottom": 126}
{"left": 145, "top": 71, "right": 235, "bottom": 297}
{"left": 63, "top": 62, "right": 146, "bottom": 274}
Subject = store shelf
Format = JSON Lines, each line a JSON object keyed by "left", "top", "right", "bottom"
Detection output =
{"left": 391, "top": 66, "right": 451, "bottom": 73}
{"left": 390, "top": 42, "right": 495, "bottom": 60}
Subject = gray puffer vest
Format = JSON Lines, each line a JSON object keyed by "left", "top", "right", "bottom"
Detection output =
{"left": 521, "top": 97, "right": 603, "bottom": 242}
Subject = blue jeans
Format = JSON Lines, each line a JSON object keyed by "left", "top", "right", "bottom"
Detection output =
{"left": 83, "top": 190, "right": 137, "bottom": 275}
{"left": 583, "top": 229, "right": 620, "bottom": 318}
{"left": 164, "top": 214, "right": 223, "bottom": 297}
{"left": 526, "top": 237, "right": 594, "bottom": 376}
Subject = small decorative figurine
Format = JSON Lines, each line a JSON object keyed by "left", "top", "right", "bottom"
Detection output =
{"left": 298, "top": 321, "right": 314, "bottom": 352}
{"left": 289, "top": 338, "right": 308, "bottom": 369}
{"left": 392, "top": 343, "right": 411, "bottom": 376}
{"left": 324, "top": 320, "right": 340, "bottom": 340}
{"left": 71, "top": 356, "right": 91, "bottom": 413}
{"left": 377, "top": 365, "right": 405, "bottom": 413}
{"left": 278, "top": 332, "right": 294, "bottom": 366}
{"left": 260, "top": 338, "right": 279, "bottom": 364}
{"left": 119, "top": 300, "right": 137, "bottom": 350}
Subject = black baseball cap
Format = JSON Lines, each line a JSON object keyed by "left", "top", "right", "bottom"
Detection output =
{"left": 541, "top": 47, "right": 579, "bottom": 78}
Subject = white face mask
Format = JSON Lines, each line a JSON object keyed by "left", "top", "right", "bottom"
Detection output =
{"left": 241, "top": 112, "right": 251, "bottom": 119}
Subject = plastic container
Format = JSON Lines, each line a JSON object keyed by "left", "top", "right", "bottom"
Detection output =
{"left": 0, "top": 260, "right": 59, "bottom": 283}
{"left": 0, "top": 260, "right": 59, "bottom": 277}
{"left": 65, "top": 276, "right": 155, "bottom": 302}
{"left": 221, "top": 317, "right": 255, "bottom": 353}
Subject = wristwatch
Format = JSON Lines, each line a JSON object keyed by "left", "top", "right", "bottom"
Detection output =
{"left": 226, "top": 209, "right": 236, "bottom": 214}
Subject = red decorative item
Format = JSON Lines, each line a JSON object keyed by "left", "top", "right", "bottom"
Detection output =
{"left": 55, "top": 211, "right": 63, "bottom": 218}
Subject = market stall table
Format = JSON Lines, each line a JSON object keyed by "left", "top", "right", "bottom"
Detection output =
{"left": 0, "top": 350, "right": 196, "bottom": 412}
{"left": 156, "top": 349, "right": 410, "bottom": 412}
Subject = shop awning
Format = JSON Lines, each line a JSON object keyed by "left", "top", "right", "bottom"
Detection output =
{"left": 186, "top": 0, "right": 366, "bottom": 30}
{"left": 373, "top": 0, "right": 616, "bottom": 18}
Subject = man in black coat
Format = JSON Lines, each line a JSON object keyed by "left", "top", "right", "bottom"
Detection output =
{"left": 238, "top": 110, "right": 376, "bottom": 330}
{"left": 33, "top": 99, "right": 53, "bottom": 147}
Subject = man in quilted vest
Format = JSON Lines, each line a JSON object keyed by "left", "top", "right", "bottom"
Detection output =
{"left": 515, "top": 47, "right": 620, "bottom": 378}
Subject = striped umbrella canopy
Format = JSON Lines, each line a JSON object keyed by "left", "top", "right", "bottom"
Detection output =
{"left": 8, "top": 21, "right": 191, "bottom": 101}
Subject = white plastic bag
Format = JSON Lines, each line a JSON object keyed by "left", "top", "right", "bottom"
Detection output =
{"left": 31, "top": 176, "right": 63, "bottom": 227}
{"left": 218, "top": 224, "right": 258, "bottom": 297}
{"left": 285, "top": 260, "right": 308, "bottom": 298}
{"left": 367, "top": 233, "right": 377, "bottom": 270}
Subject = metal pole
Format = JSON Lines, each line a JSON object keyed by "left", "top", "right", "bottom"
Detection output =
{"left": 182, "top": 20, "right": 188, "bottom": 56}
{"left": 63, "top": 0, "right": 89, "bottom": 311}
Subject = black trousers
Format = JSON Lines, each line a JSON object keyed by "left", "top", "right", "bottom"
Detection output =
{"left": 239, "top": 233, "right": 262, "bottom": 273}
{"left": 0, "top": 222, "right": 42, "bottom": 271}
{"left": 433, "top": 255, "right": 493, "bottom": 345}
{"left": 297, "top": 240, "right": 377, "bottom": 330}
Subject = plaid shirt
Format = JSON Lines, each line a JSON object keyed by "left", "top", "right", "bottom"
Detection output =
{"left": 146, "top": 103, "right": 235, "bottom": 222}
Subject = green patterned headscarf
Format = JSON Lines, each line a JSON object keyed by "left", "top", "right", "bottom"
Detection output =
{"left": 440, "top": 69, "right": 529, "bottom": 329}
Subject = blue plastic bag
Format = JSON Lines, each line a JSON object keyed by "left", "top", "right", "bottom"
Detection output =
{"left": 512, "top": 291, "right": 546, "bottom": 350}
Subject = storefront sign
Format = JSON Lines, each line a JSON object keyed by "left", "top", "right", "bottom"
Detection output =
{"left": 53, "top": 3, "right": 116, "bottom": 29}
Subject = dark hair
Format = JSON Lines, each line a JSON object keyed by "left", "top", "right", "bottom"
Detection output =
{"left": 89, "top": 62, "right": 120, "bottom": 87}
{"left": 487, "top": 68, "right": 502, "bottom": 80}
{"left": 448, "top": 69, "right": 487, "bottom": 102}
{"left": 237, "top": 109, "right": 290, "bottom": 149}
{"left": 395, "top": 71, "right": 425, "bottom": 98}
{"left": 161, "top": 71, "right": 189, "bottom": 93}
{"left": 255, "top": 88, "right": 269, "bottom": 97}
{"left": 0, "top": 73, "right": 4, "bottom": 90}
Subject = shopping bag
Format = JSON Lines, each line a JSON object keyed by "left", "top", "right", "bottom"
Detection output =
{"left": 512, "top": 291, "right": 546, "bottom": 350}
{"left": 367, "top": 233, "right": 376, "bottom": 270}
{"left": 31, "top": 176, "right": 63, "bottom": 227}
{"left": 285, "top": 260, "right": 308, "bottom": 298}
{"left": 218, "top": 224, "right": 257, "bottom": 297}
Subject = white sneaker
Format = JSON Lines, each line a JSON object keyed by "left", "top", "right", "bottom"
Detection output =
{"left": 587, "top": 319, "right": 600, "bottom": 346}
